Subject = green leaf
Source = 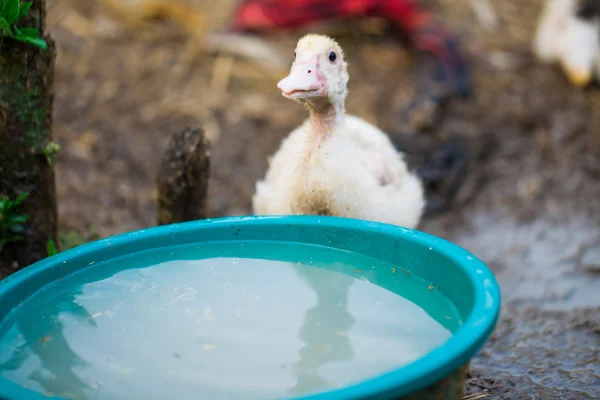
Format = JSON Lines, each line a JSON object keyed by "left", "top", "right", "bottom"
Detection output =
{"left": 14, "top": 192, "right": 28, "bottom": 205}
{"left": 0, "top": 198, "right": 10, "bottom": 212}
{"left": 0, "top": 0, "right": 7, "bottom": 18}
{"left": 9, "top": 224, "right": 24, "bottom": 233}
{"left": 0, "top": 17, "right": 11, "bottom": 35}
{"left": 12, "top": 34, "right": 47, "bottom": 49}
{"left": 46, "top": 239, "right": 58, "bottom": 256}
{"left": 1, "top": 0, "right": 20, "bottom": 26}
{"left": 18, "top": 1, "right": 32, "bottom": 19}
{"left": 10, "top": 215, "right": 28, "bottom": 224}
{"left": 18, "top": 27, "right": 38, "bottom": 36}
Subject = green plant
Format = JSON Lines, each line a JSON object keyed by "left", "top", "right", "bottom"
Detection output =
{"left": 46, "top": 227, "right": 99, "bottom": 257}
{"left": 46, "top": 238, "right": 57, "bottom": 256}
{"left": 42, "top": 141, "right": 60, "bottom": 165}
{"left": 0, "top": 192, "right": 29, "bottom": 252}
{"left": 60, "top": 227, "right": 99, "bottom": 251}
{"left": 0, "top": 0, "right": 47, "bottom": 49}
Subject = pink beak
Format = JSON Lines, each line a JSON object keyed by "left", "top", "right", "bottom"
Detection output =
{"left": 277, "top": 58, "right": 327, "bottom": 99}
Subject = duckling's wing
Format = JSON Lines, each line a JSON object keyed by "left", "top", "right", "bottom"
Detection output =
{"left": 344, "top": 115, "right": 412, "bottom": 182}
{"left": 340, "top": 115, "right": 425, "bottom": 227}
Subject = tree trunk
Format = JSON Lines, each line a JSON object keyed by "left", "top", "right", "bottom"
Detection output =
{"left": 0, "top": 0, "right": 58, "bottom": 277}
{"left": 157, "top": 128, "right": 210, "bottom": 225}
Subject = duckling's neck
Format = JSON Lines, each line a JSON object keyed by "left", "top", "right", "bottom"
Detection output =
{"left": 304, "top": 99, "right": 345, "bottom": 138}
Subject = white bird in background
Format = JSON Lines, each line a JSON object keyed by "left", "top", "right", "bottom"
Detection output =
{"left": 534, "top": 0, "right": 600, "bottom": 87}
{"left": 252, "top": 34, "right": 425, "bottom": 229}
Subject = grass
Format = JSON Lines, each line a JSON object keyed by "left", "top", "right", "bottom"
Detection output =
{"left": 47, "top": 227, "right": 99, "bottom": 257}
{"left": 0, "top": 192, "right": 28, "bottom": 252}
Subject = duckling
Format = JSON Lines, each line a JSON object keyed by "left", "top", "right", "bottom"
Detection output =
{"left": 252, "top": 35, "right": 425, "bottom": 228}
{"left": 534, "top": 0, "right": 600, "bottom": 87}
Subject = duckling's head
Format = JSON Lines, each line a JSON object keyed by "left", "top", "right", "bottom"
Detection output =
{"left": 277, "top": 35, "right": 349, "bottom": 111}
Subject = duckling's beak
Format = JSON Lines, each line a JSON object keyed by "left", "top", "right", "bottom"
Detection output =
{"left": 277, "top": 60, "right": 327, "bottom": 100}
{"left": 558, "top": 34, "right": 598, "bottom": 87}
{"left": 560, "top": 15, "right": 598, "bottom": 87}
{"left": 561, "top": 62, "right": 593, "bottom": 87}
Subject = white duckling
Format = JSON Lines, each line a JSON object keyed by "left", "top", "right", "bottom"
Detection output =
{"left": 534, "top": 0, "right": 600, "bottom": 87}
{"left": 252, "top": 34, "right": 425, "bottom": 229}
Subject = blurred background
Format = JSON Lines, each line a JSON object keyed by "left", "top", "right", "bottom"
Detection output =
{"left": 45, "top": 0, "right": 599, "bottom": 398}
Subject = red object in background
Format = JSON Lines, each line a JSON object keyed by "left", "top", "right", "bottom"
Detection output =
{"left": 231, "top": 0, "right": 429, "bottom": 33}
{"left": 231, "top": 0, "right": 470, "bottom": 102}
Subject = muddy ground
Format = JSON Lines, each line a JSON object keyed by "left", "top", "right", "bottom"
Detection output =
{"left": 40, "top": 0, "right": 600, "bottom": 398}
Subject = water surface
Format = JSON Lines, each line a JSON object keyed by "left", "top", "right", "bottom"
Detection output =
{"left": 0, "top": 242, "right": 460, "bottom": 400}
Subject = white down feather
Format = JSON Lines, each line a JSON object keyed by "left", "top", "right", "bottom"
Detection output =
{"left": 253, "top": 114, "right": 425, "bottom": 229}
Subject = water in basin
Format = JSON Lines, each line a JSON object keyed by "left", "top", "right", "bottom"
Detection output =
{"left": 0, "top": 241, "right": 461, "bottom": 400}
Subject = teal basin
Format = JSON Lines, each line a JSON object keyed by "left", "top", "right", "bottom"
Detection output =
{"left": 0, "top": 216, "right": 500, "bottom": 400}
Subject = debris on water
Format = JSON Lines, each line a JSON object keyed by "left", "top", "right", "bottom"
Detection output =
{"left": 118, "top": 367, "right": 135, "bottom": 375}
{"left": 355, "top": 269, "right": 363, "bottom": 273}
{"left": 335, "top": 330, "right": 348, "bottom": 337}
{"left": 40, "top": 336, "right": 52, "bottom": 343}
{"left": 391, "top": 267, "right": 397, "bottom": 273}
{"left": 428, "top": 285, "right": 435, "bottom": 290}
{"left": 402, "top": 269, "right": 410, "bottom": 275}
{"left": 91, "top": 312, "right": 102, "bottom": 319}
{"left": 203, "top": 344, "right": 216, "bottom": 351}
{"left": 203, "top": 306, "right": 214, "bottom": 321}
{"left": 173, "top": 352, "right": 181, "bottom": 359}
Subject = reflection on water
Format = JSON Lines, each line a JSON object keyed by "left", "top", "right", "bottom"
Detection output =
{"left": 0, "top": 242, "right": 457, "bottom": 400}
{"left": 289, "top": 267, "right": 355, "bottom": 395}
{"left": 0, "top": 291, "right": 93, "bottom": 399}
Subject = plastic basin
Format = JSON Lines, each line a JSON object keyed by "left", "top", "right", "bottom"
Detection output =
{"left": 0, "top": 216, "right": 500, "bottom": 400}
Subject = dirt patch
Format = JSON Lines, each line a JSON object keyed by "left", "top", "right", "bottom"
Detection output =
{"left": 466, "top": 307, "right": 600, "bottom": 400}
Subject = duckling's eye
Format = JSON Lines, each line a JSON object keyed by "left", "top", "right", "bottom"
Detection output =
{"left": 328, "top": 51, "right": 337, "bottom": 63}
{"left": 293, "top": 51, "right": 296, "bottom": 60}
